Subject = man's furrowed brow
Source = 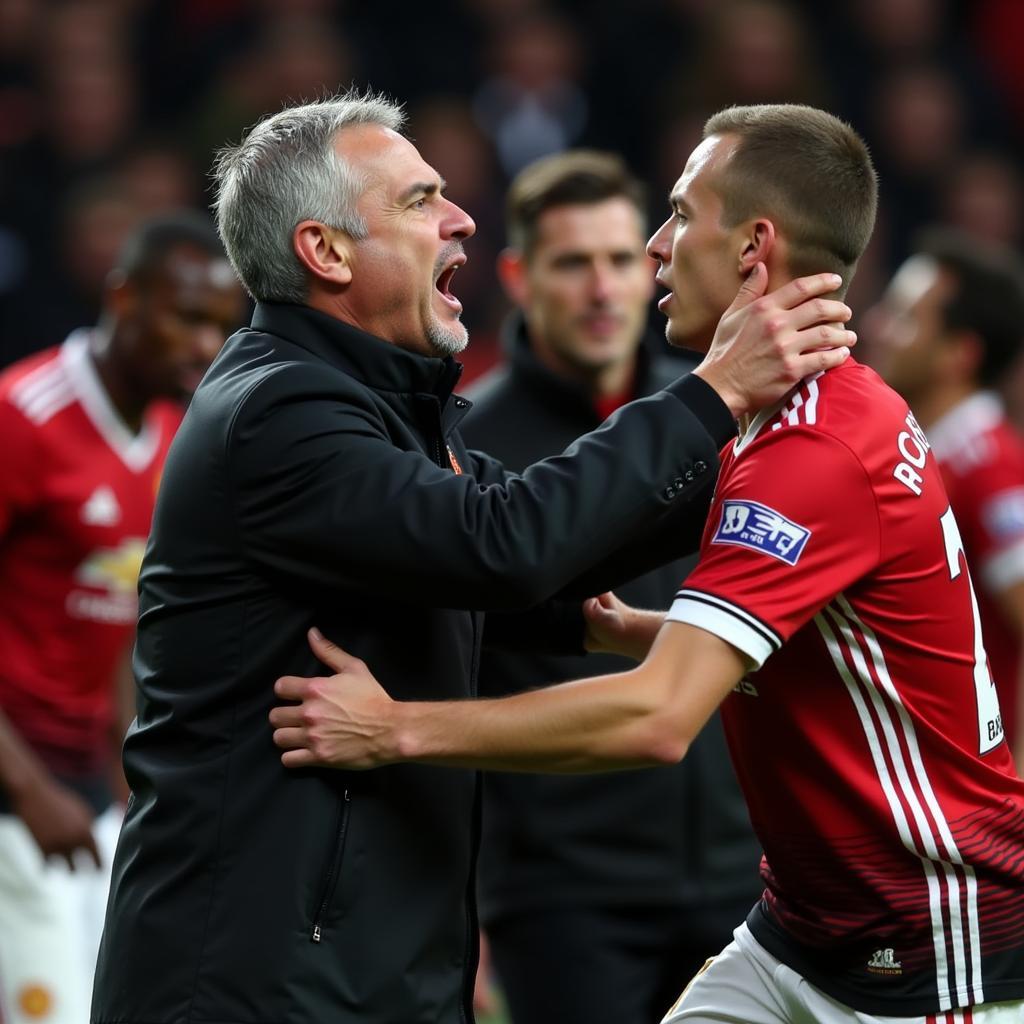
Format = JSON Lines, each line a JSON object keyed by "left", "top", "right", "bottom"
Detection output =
{"left": 397, "top": 178, "right": 447, "bottom": 205}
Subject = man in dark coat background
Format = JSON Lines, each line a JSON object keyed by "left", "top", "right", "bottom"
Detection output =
{"left": 91, "top": 90, "right": 856, "bottom": 1024}
{"left": 463, "top": 150, "right": 763, "bottom": 1024}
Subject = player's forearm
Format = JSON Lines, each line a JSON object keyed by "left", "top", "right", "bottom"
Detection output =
{"left": 0, "top": 709, "right": 50, "bottom": 798}
{"left": 390, "top": 668, "right": 687, "bottom": 773}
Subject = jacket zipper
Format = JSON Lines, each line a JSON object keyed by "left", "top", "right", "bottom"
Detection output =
{"left": 311, "top": 788, "right": 351, "bottom": 943}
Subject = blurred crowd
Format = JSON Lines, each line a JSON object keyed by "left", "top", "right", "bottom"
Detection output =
{"left": 1, "top": 0, "right": 1022, "bottom": 380}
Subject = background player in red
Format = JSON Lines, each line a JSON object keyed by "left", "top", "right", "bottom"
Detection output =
{"left": 0, "top": 212, "right": 243, "bottom": 1024}
{"left": 868, "top": 230, "right": 1024, "bottom": 775}
{"left": 271, "top": 105, "right": 1024, "bottom": 1023}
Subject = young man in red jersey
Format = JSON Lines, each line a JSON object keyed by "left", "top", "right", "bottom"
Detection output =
{"left": 869, "top": 230, "right": 1024, "bottom": 776}
{"left": 271, "top": 105, "right": 1024, "bottom": 1024}
{"left": 0, "top": 212, "right": 243, "bottom": 1024}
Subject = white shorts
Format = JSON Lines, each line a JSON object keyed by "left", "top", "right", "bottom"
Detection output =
{"left": 0, "top": 805, "right": 121, "bottom": 1024}
{"left": 662, "top": 922, "right": 1024, "bottom": 1024}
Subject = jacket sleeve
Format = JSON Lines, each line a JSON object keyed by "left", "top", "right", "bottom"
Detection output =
{"left": 227, "top": 370, "right": 732, "bottom": 611}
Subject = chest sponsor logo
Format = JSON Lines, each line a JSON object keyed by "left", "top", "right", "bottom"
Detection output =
{"left": 712, "top": 500, "right": 810, "bottom": 565}
{"left": 983, "top": 486, "right": 1024, "bottom": 542}
{"left": 866, "top": 948, "right": 902, "bottom": 975}
{"left": 66, "top": 537, "right": 146, "bottom": 625}
{"left": 80, "top": 485, "right": 121, "bottom": 526}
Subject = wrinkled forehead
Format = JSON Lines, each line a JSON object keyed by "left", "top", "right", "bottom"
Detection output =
{"left": 334, "top": 123, "right": 440, "bottom": 204}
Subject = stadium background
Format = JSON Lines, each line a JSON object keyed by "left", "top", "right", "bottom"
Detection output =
{"left": 1, "top": 0, "right": 1022, "bottom": 1020}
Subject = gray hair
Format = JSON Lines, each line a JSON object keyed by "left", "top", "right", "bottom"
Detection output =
{"left": 212, "top": 90, "right": 406, "bottom": 304}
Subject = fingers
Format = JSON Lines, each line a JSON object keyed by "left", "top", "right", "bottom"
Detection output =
{"left": 274, "top": 675, "right": 310, "bottom": 700}
{"left": 768, "top": 272, "right": 843, "bottom": 312}
{"left": 793, "top": 323, "right": 857, "bottom": 352}
{"left": 785, "top": 297, "right": 853, "bottom": 331}
{"left": 268, "top": 704, "right": 304, "bottom": 728}
{"left": 724, "top": 262, "right": 767, "bottom": 312}
{"left": 308, "top": 627, "right": 356, "bottom": 671}
{"left": 272, "top": 726, "right": 306, "bottom": 750}
{"left": 281, "top": 748, "right": 317, "bottom": 769}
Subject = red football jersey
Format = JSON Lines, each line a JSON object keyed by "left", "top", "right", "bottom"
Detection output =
{"left": 0, "top": 333, "right": 180, "bottom": 776}
{"left": 928, "top": 392, "right": 1024, "bottom": 749}
{"left": 666, "top": 360, "right": 1024, "bottom": 1016}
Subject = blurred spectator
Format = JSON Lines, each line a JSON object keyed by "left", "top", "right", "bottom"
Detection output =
{"left": 186, "top": 11, "right": 354, "bottom": 175}
{"left": 2, "top": 176, "right": 141, "bottom": 368}
{"left": 942, "top": 151, "right": 1024, "bottom": 251}
{"left": 117, "top": 140, "right": 205, "bottom": 217}
{"left": 972, "top": 0, "right": 1024, "bottom": 126}
{"left": 666, "top": 0, "right": 830, "bottom": 126}
{"left": 866, "top": 64, "right": 966, "bottom": 266}
{"left": 473, "top": 11, "right": 588, "bottom": 177}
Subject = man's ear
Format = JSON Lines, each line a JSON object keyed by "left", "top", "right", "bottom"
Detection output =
{"left": 737, "top": 219, "right": 776, "bottom": 276}
{"left": 497, "top": 248, "right": 529, "bottom": 307}
{"left": 293, "top": 220, "right": 353, "bottom": 286}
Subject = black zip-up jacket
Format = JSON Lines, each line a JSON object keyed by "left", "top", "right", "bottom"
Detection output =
{"left": 463, "top": 315, "right": 762, "bottom": 924}
{"left": 91, "top": 302, "right": 735, "bottom": 1024}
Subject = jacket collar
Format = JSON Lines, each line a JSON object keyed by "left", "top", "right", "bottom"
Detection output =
{"left": 251, "top": 302, "right": 463, "bottom": 402}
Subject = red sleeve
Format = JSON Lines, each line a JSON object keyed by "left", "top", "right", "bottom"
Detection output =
{"left": 949, "top": 438, "right": 1024, "bottom": 596}
{"left": 666, "top": 428, "right": 881, "bottom": 667}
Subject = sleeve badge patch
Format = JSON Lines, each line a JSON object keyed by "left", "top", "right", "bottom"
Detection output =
{"left": 712, "top": 499, "right": 811, "bottom": 565}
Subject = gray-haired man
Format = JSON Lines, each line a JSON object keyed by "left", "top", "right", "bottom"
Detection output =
{"left": 91, "top": 90, "right": 854, "bottom": 1024}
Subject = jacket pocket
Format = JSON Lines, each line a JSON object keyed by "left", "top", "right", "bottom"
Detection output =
{"left": 310, "top": 788, "right": 352, "bottom": 943}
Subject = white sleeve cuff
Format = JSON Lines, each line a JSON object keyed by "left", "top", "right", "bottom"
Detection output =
{"left": 665, "top": 589, "right": 782, "bottom": 670}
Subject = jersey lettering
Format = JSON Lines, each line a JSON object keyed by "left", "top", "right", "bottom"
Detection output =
{"left": 939, "top": 505, "right": 1004, "bottom": 754}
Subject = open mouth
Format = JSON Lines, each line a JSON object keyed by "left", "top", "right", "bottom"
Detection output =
{"left": 435, "top": 258, "right": 465, "bottom": 312}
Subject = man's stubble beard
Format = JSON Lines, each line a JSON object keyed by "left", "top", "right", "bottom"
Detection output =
{"left": 426, "top": 314, "right": 469, "bottom": 358}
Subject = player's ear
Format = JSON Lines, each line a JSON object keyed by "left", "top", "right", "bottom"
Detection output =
{"left": 294, "top": 221, "right": 353, "bottom": 287}
{"left": 104, "top": 267, "right": 138, "bottom": 317}
{"left": 497, "top": 248, "right": 529, "bottom": 307}
{"left": 738, "top": 219, "right": 776, "bottom": 276}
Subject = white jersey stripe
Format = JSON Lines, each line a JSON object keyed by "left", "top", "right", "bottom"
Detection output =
{"left": 786, "top": 392, "right": 805, "bottom": 426}
{"left": 816, "top": 608, "right": 954, "bottom": 1010}
{"left": 14, "top": 369, "right": 69, "bottom": 412}
{"left": 22, "top": 379, "right": 75, "bottom": 424}
{"left": 835, "top": 594, "right": 984, "bottom": 1005}
{"left": 804, "top": 378, "right": 820, "bottom": 424}
{"left": 9, "top": 357, "right": 64, "bottom": 404}
{"left": 828, "top": 603, "right": 970, "bottom": 1006}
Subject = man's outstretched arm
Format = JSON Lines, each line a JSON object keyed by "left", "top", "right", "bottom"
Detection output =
{"left": 270, "top": 623, "right": 748, "bottom": 773}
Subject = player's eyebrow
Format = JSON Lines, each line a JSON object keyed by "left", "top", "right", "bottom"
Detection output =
{"left": 397, "top": 178, "right": 447, "bottom": 205}
{"left": 668, "top": 192, "right": 691, "bottom": 213}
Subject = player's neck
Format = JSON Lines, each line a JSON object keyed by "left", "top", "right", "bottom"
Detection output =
{"left": 88, "top": 331, "right": 148, "bottom": 434}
